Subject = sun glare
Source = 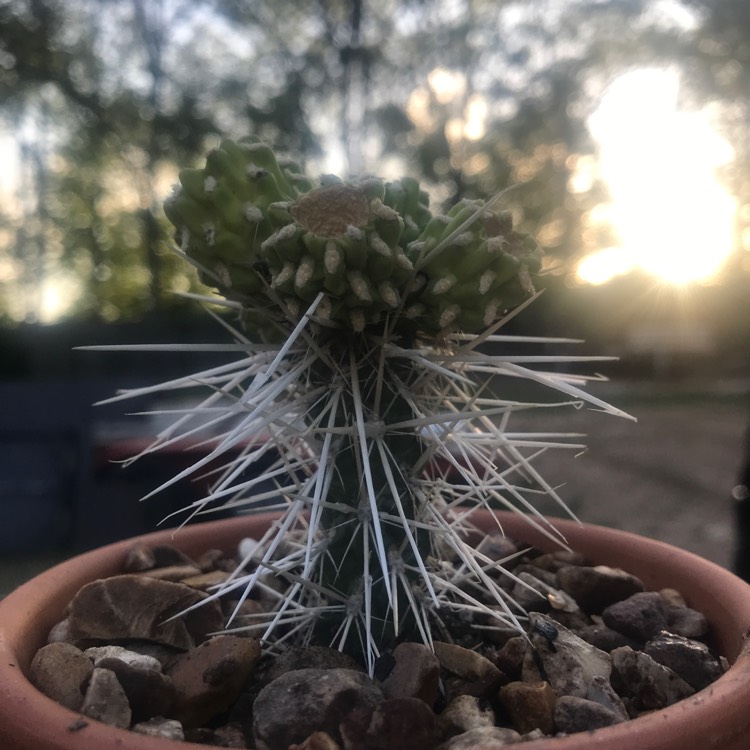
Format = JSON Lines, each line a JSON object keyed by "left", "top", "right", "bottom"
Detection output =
{"left": 39, "top": 275, "right": 82, "bottom": 324}
{"left": 577, "top": 68, "right": 736, "bottom": 286}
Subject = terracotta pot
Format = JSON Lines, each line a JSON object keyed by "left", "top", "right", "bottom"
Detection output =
{"left": 1, "top": 510, "right": 750, "bottom": 750}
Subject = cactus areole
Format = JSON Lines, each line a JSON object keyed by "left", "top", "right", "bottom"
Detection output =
{"left": 143, "top": 138, "right": 626, "bottom": 671}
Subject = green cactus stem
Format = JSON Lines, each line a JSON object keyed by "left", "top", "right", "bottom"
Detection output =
{"left": 303, "top": 344, "right": 432, "bottom": 654}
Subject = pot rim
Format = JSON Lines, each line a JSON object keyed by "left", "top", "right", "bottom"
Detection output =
{"left": 1, "top": 510, "right": 749, "bottom": 750}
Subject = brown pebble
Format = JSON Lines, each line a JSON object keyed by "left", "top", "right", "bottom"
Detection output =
{"left": 530, "top": 550, "right": 587, "bottom": 572}
{"left": 340, "top": 697, "right": 439, "bottom": 750}
{"left": 498, "top": 680, "right": 556, "bottom": 735}
{"left": 196, "top": 548, "right": 229, "bottom": 572}
{"left": 140, "top": 564, "right": 203, "bottom": 582}
{"left": 644, "top": 632, "right": 724, "bottom": 691}
{"left": 381, "top": 641, "right": 440, "bottom": 708}
{"left": 181, "top": 569, "right": 231, "bottom": 590}
{"left": 493, "top": 635, "right": 527, "bottom": 680}
{"left": 433, "top": 642, "right": 502, "bottom": 687}
{"left": 438, "top": 694, "right": 495, "bottom": 738}
{"left": 29, "top": 642, "right": 93, "bottom": 711}
{"left": 167, "top": 635, "right": 261, "bottom": 728}
{"left": 611, "top": 646, "right": 694, "bottom": 710}
{"left": 66, "top": 574, "right": 224, "bottom": 650}
{"left": 557, "top": 565, "right": 644, "bottom": 615}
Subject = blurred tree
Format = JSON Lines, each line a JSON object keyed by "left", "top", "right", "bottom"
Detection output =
{"left": 682, "top": 0, "right": 750, "bottom": 267}
{"left": 682, "top": 0, "right": 750, "bottom": 373}
{"left": 1, "top": 0, "right": 748, "bottom": 339}
{"left": 0, "top": 0, "right": 222, "bottom": 322}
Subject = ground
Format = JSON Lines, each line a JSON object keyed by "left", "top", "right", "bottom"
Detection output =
{"left": 1, "top": 382, "right": 748, "bottom": 595}
{"left": 507, "top": 384, "right": 749, "bottom": 569}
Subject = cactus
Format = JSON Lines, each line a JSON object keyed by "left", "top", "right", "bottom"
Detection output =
{"left": 262, "top": 178, "right": 416, "bottom": 331}
{"left": 407, "top": 201, "right": 542, "bottom": 334}
{"left": 103, "top": 140, "right": 628, "bottom": 672}
{"left": 164, "top": 139, "right": 542, "bottom": 337}
{"left": 163, "top": 136, "right": 313, "bottom": 299}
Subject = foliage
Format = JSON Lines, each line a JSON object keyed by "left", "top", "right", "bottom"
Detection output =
{"left": 1, "top": 0, "right": 748, "bottom": 333}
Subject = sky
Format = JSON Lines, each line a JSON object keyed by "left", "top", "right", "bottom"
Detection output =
{"left": 576, "top": 67, "right": 735, "bottom": 287}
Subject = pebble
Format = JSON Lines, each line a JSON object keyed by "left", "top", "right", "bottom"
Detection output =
{"left": 546, "top": 587, "right": 583, "bottom": 615}
{"left": 167, "top": 635, "right": 261, "bottom": 728}
{"left": 195, "top": 547, "right": 232, "bottom": 572}
{"left": 498, "top": 680, "right": 556, "bottom": 735}
{"left": 513, "top": 566, "right": 586, "bottom": 617}
{"left": 611, "top": 645, "right": 694, "bottom": 710}
{"left": 585, "top": 674, "right": 629, "bottom": 719}
{"left": 493, "top": 635, "right": 527, "bottom": 680}
{"left": 601, "top": 591, "right": 668, "bottom": 641}
{"left": 659, "top": 588, "right": 687, "bottom": 607}
{"left": 510, "top": 572, "right": 554, "bottom": 613}
{"left": 224, "top": 595, "right": 269, "bottom": 621}
{"left": 436, "top": 726, "right": 522, "bottom": 749}
{"left": 66, "top": 574, "right": 225, "bottom": 650}
{"left": 211, "top": 723, "right": 250, "bottom": 747}
{"left": 665, "top": 604, "right": 709, "bottom": 639}
{"left": 46, "top": 619, "right": 71, "bottom": 644}
{"left": 576, "top": 622, "right": 640, "bottom": 652}
{"left": 131, "top": 716, "right": 185, "bottom": 740}
{"left": 28, "top": 642, "right": 93, "bottom": 711}
{"left": 181, "top": 569, "right": 231, "bottom": 590}
{"left": 85, "top": 645, "right": 163, "bottom": 672}
{"left": 557, "top": 564, "right": 644, "bottom": 614}
{"left": 251, "top": 644, "right": 364, "bottom": 693}
{"left": 124, "top": 543, "right": 197, "bottom": 572}
{"left": 380, "top": 641, "right": 441, "bottom": 708}
{"left": 123, "top": 641, "right": 181, "bottom": 670}
{"left": 184, "top": 726, "right": 244, "bottom": 746}
{"left": 253, "top": 668, "right": 383, "bottom": 750}
{"left": 644, "top": 632, "right": 724, "bottom": 691}
{"left": 30, "top": 537, "right": 730, "bottom": 748}
{"left": 544, "top": 607, "right": 591, "bottom": 630}
{"left": 554, "top": 695, "right": 626, "bottom": 733}
{"left": 529, "top": 550, "right": 587, "bottom": 572}
{"left": 438, "top": 694, "right": 496, "bottom": 737}
{"left": 474, "top": 534, "right": 521, "bottom": 564}
{"left": 433, "top": 641, "right": 503, "bottom": 693}
{"left": 140, "top": 564, "right": 204, "bottom": 582}
{"left": 290, "top": 732, "right": 341, "bottom": 750}
{"left": 96, "top": 656, "right": 175, "bottom": 723}
{"left": 340, "top": 697, "right": 439, "bottom": 750}
{"left": 81, "top": 667, "right": 132, "bottom": 729}
{"left": 602, "top": 591, "right": 667, "bottom": 643}
{"left": 526, "top": 613, "right": 612, "bottom": 698}
{"left": 511, "top": 564, "right": 559, "bottom": 587}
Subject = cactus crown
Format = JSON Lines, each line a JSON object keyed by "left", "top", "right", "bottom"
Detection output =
{"left": 103, "top": 139, "right": 628, "bottom": 672}
{"left": 164, "top": 136, "right": 541, "bottom": 338}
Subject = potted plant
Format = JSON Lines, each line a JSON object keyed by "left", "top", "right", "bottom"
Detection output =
{"left": 1, "top": 139, "right": 749, "bottom": 749}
